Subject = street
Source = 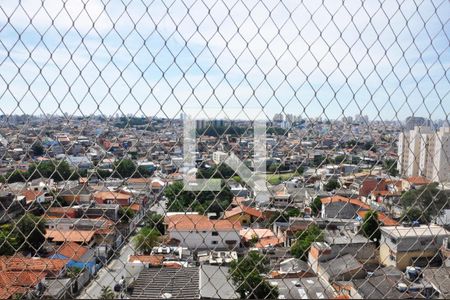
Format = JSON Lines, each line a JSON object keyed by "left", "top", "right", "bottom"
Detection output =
{"left": 77, "top": 199, "right": 165, "bottom": 299}
{"left": 77, "top": 241, "right": 137, "bottom": 299}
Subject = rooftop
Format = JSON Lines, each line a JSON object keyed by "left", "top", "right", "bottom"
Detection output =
{"left": 131, "top": 267, "right": 199, "bottom": 299}
{"left": 165, "top": 214, "right": 241, "bottom": 231}
{"left": 380, "top": 225, "right": 450, "bottom": 238}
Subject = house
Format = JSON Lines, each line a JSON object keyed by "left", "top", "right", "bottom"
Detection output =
{"left": 59, "top": 184, "right": 93, "bottom": 203}
{"left": 93, "top": 190, "right": 132, "bottom": 206}
{"left": 379, "top": 225, "right": 450, "bottom": 270}
{"left": 50, "top": 242, "right": 98, "bottom": 275}
{"left": 0, "top": 192, "right": 25, "bottom": 224}
{"left": 324, "top": 228, "right": 377, "bottom": 263}
{"left": 308, "top": 243, "right": 366, "bottom": 282}
{"left": 0, "top": 271, "right": 46, "bottom": 299}
{"left": 0, "top": 257, "right": 68, "bottom": 278}
{"left": 335, "top": 268, "right": 423, "bottom": 299}
{"left": 422, "top": 267, "right": 450, "bottom": 299}
{"left": 270, "top": 258, "right": 315, "bottom": 279}
{"left": 131, "top": 267, "right": 200, "bottom": 299}
{"left": 165, "top": 214, "right": 241, "bottom": 250}
{"left": 321, "top": 195, "right": 398, "bottom": 226}
{"left": 239, "top": 228, "right": 283, "bottom": 248}
{"left": 21, "top": 189, "right": 46, "bottom": 205}
{"left": 268, "top": 277, "right": 336, "bottom": 299}
{"left": 76, "top": 203, "right": 120, "bottom": 221}
{"left": 45, "top": 229, "right": 96, "bottom": 246}
{"left": 223, "top": 205, "right": 263, "bottom": 226}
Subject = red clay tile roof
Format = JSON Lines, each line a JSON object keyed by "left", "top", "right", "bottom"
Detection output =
{"left": 406, "top": 176, "right": 431, "bottom": 185}
{"left": 0, "top": 271, "right": 45, "bottom": 287}
{"left": 165, "top": 214, "right": 241, "bottom": 231}
{"left": 56, "top": 242, "right": 89, "bottom": 261}
{"left": 0, "top": 286, "right": 26, "bottom": 299}
{"left": 223, "top": 205, "right": 263, "bottom": 219}
{"left": 93, "top": 191, "right": 131, "bottom": 200}
{"left": 128, "top": 255, "right": 164, "bottom": 266}
{"left": 0, "top": 256, "right": 68, "bottom": 273}
{"left": 45, "top": 229, "right": 95, "bottom": 244}
{"left": 21, "top": 190, "right": 44, "bottom": 202}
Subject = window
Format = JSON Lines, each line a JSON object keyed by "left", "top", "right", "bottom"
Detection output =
{"left": 212, "top": 231, "right": 219, "bottom": 236}
{"left": 390, "top": 237, "right": 397, "bottom": 244}
{"left": 211, "top": 241, "right": 218, "bottom": 245}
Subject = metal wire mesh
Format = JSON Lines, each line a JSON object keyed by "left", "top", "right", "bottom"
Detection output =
{"left": 0, "top": 0, "right": 449, "bottom": 299}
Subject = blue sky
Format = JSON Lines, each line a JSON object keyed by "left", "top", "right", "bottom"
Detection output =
{"left": 0, "top": 0, "right": 448, "bottom": 122}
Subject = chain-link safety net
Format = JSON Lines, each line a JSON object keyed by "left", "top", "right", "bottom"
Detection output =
{"left": 0, "top": 0, "right": 449, "bottom": 299}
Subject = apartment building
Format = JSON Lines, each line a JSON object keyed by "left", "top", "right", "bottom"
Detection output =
{"left": 379, "top": 225, "right": 450, "bottom": 270}
{"left": 398, "top": 126, "right": 450, "bottom": 182}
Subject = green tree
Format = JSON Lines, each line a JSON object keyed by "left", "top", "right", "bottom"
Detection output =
{"left": 400, "top": 183, "right": 448, "bottom": 219}
{"left": 383, "top": 159, "right": 399, "bottom": 176}
{"left": 286, "top": 208, "right": 301, "bottom": 218}
{"left": 133, "top": 227, "right": 160, "bottom": 254}
{"left": 0, "top": 224, "right": 19, "bottom": 255}
{"left": 145, "top": 212, "right": 165, "bottom": 235}
{"left": 268, "top": 211, "right": 289, "bottom": 225}
{"left": 291, "top": 224, "right": 324, "bottom": 261}
{"left": 310, "top": 197, "right": 322, "bottom": 216}
{"left": 6, "top": 170, "right": 29, "bottom": 183}
{"left": 324, "top": 179, "right": 340, "bottom": 191}
{"left": 28, "top": 160, "right": 73, "bottom": 181}
{"left": 360, "top": 210, "right": 381, "bottom": 244}
{"left": 114, "top": 159, "right": 136, "bottom": 178}
{"left": 134, "top": 165, "right": 154, "bottom": 178}
{"left": 164, "top": 181, "right": 233, "bottom": 214}
{"left": 15, "top": 213, "right": 46, "bottom": 254}
{"left": 229, "top": 252, "right": 279, "bottom": 299}
{"left": 334, "top": 155, "right": 347, "bottom": 164}
{"left": 119, "top": 207, "right": 135, "bottom": 224}
{"left": 401, "top": 207, "right": 430, "bottom": 224}
{"left": 296, "top": 165, "right": 305, "bottom": 175}
{"left": 31, "top": 142, "right": 45, "bottom": 156}
{"left": 100, "top": 286, "right": 116, "bottom": 299}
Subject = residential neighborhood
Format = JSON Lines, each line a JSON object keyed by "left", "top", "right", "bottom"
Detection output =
{"left": 0, "top": 114, "right": 449, "bottom": 299}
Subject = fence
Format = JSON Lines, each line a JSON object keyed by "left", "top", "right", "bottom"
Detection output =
{"left": 0, "top": 0, "right": 449, "bottom": 299}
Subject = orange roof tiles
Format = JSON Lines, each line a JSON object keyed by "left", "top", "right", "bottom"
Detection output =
{"left": 356, "top": 211, "right": 398, "bottom": 226}
{"left": 165, "top": 214, "right": 241, "bottom": 231}
{"left": 56, "top": 242, "right": 89, "bottom": 261}
{"left": 0, "top": 271, "right": 45, "bottom": 287}
{"left": 255, "top": 237, "right": 284, "bottom": 248}
{"left": 21, "top": 190, "right": 44, "bottom": 203}
{"left": 223, "top": 205, "right": 263, "bottom": 219}
{"left": 128, "top": 255, "right": 164, "bottom": 266}
{"left": 45, "top": 229, "right": 95, "bottom": 244}
{"left": 0, "top": 256, "right": 68, "bottom": 273}
{"left": 0, "top": 286, "right": 26, "bottom": 299}
{"left": 93, "top": 191, "right": 131, "bottom": 200}
{"left": 406, "top": 176, "right": 431, "bottom": 185}
{"left": 240, "top": 228, "right": 276, "bottom": 240}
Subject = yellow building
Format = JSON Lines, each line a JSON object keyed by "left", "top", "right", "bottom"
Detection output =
{"left": 379, "top": 225, "right": 449, "bottom": 270}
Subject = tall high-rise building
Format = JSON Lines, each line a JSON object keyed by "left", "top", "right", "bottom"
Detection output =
{"left": 398, "top": 126, "right": 450, "bottom": 182}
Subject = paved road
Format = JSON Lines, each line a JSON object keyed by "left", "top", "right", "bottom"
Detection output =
{"left": 77, "top": 239, "right": 139, "bottom": 299}
{"left": 78, "top": 199, "right": 166, "bottom": 299}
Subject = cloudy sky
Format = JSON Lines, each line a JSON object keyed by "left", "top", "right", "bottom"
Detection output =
{"left": 0, "top": 0, "right": 448, "bottom": 122}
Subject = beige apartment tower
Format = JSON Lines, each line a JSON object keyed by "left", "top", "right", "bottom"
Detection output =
{"left": 398, "top": 126, "right": 450, "bottom": 182}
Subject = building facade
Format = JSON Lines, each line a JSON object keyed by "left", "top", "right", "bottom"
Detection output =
{"left": 398, "top": 126, "right": 450, "bottom": 182}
